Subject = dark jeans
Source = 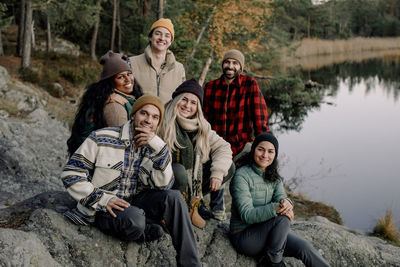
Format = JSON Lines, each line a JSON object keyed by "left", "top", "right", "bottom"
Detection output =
{"left": 230, "top": 216, "right": 330, "bottom": 267}
{"left": 172, "top": 161, "right": 235, "bottom": 211}
{"left": 94, "top": 190, "right": 201, "bottom": 267}
{"left": 203, "top": 161, "right": 235, "bottom": 211}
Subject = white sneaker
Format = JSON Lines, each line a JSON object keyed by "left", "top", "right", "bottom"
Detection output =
{"left": 213, "top": 210, "right": 227, "bottom": 221}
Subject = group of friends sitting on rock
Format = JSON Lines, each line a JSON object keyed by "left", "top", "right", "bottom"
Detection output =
{"left": 61, "top": 18, "right": 330, "bottom": 267}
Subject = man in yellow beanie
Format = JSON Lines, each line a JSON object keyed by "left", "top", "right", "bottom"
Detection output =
{"left": 61, "top": 95, "right": 201, "bottom": 267}
{"left": 129, "top": 18, "right": 185, "bottom": 104}
{"left": 201, "top": 49, "right": 270, "bottom": 222}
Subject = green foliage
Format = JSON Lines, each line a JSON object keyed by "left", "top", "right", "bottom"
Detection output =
{"left": 259, "top": 76, "right": 324, "bottom": 132}
{"left": 268, "top": 0, "right": 400, "bottom": 41}
{"left": 0, "top": 3, "right": 13, "bottom": 30}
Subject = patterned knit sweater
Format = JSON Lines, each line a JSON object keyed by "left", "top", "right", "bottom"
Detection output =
{"left": 61, "top": 121, "right": 173, "bottom": 222}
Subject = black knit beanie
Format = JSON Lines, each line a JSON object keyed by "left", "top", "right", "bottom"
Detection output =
{"left": 99, "top": 50, "right": 130, "bottom": 81}
{"left": 171, "top": 78, "right": 204, "bottom": 106}
{"left": 251, "top": 132, "right": 279, "bottom": 159}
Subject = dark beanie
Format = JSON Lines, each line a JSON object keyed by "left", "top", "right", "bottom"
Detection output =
{"left": 251, "top": 132, "right": 279, "bottom": 159}
{"left": 99, "top": 50, "right": 130, "bottom": 81}
{"left": 171, "top": 78, "right": 204, "bottom": 106}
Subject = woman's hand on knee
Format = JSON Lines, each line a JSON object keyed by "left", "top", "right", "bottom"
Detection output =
{"left": 106, "top": 197, "right": 131, "bottom": 218}
{"left": 281, "top": 209, "right": 294, "bottom": 221}
{"left": 277, "top": 198, "right": 293, "bottom": 214}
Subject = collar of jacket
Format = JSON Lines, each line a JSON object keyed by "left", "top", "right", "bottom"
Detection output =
{"left": 219, "top": 73, "right": 244, "bottom": 87}
{"left": 144, "top": 45, "right": 176, "bottom": 71}
{"left": 120, "top": 121, "right": 132, "bottom": 142}
{"left": 250, "top": 163, "right": 265, "bottom": 176}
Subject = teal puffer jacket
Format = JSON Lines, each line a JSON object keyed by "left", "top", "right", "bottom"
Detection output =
{"left": 229, "top": 164, "right": 287, "bottom": 232}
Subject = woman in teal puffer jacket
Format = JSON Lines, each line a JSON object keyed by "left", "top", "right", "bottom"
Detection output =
{"left": 230, "top": 132, "right": 330, "bottom": 267}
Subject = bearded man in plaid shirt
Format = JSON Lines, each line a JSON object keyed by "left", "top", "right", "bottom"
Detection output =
{"left": 201, "top": 49, "right": 269, "bottom": 221}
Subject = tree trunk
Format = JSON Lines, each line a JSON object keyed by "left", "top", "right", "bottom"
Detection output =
{"left": 198, "top": 49, "right": 213, "bottom": 86}
{"left": 90, "top": 0, "right": 101, "bottom": 60}
{"left": 143, "top": 0, "right": 151, "bottom": 17}
{"left": 46, "top": 15, "right": 51, "bottom": 52}
{"left": 307, "top": 15, "right": 311, "bottom": 38}
{"left": 157, "top": 0, "right": 164, "bottom": 19}
{"left": 21, "top": 0, "right": 32, "bottom": 68}
{"left": 17, "top": 0, "right": 26, "bottom": 56}
{"left": 31, "top": 20, "right": 35, "bottom": 49}
{"left": 0, "top": 31, "right": 4, "bottom": 56}
{"left": 110, "top": 0, "right": 117, "bottom": 51}
{"left": 189, "top": 6, "right": 216, "bottom": 58}
{"left": 117, "top": 0, "right": 121, "bottom": 52}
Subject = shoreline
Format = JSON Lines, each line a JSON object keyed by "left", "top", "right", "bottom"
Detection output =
{"left": 280, "top": 37, "right": 400, "bottom": 70}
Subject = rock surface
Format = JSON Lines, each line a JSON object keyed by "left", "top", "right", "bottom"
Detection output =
{"left": 0, "top": 66, "right": 399, "bottom": 267}
{"left": 0, "top": 191, "right": 399, "bottom": 267}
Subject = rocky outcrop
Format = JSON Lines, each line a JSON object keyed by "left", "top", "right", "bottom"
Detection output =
{"left": 0, "top": 66, "right": 399, "bottom": 266}
{"left": 36, "top": 37, "right": 80, "bottom": 57}
{"left": 0, "top": 66, "right": 68, "bottom": 207}
{"left": 0, "top": 191, "right": 399, "bottom": 267}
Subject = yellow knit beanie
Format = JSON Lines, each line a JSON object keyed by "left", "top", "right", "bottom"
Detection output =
{"left": 130, "top": 94, "right": 164, "bottom": 125}
{"left": 149, "top": 18, "right": 175, "bottom": 41}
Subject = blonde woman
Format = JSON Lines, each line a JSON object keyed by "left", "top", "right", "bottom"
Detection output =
{"left": 158, "top": 79, "right": 234, "bottom": 228}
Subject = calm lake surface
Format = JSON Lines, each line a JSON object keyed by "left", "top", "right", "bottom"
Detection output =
{"left": 276, "top": 57, "right": 400, "bottom": 231}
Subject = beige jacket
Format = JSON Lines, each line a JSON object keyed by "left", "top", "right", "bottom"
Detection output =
{"left": 129, "top": 45, "right": 185, "bottom": 103}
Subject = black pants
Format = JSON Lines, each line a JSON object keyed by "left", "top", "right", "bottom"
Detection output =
{"left": 230, "top": 216, "right": 330, "bottom": 267}
{"left": 94, "top": 190, "right": 201, "bottom": 267}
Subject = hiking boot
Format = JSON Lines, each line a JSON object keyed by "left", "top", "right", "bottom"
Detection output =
{"left": 190, "top": 196, "right": 206, "bottom": 228}
{"left": 198, "top": 200, "right": 214, "bottom": 220}
{"left": 212, "top": 210, "right": 227, "bottom": 221}
{"left": 138, "top": 223, "right": 164, "bottom": 243}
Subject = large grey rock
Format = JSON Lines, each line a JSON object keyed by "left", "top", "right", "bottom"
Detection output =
{"left": 36, "top": 38, "right": 80, "bottom": 56}
{"left": 0, "top": 65, "right": 10, "bottom": 91}
{"left": 0, "top": 110, "right": 68, "bottom": 207}
{"left": 0, "top": 191, "right": 399, "bottom": 267}
{"left": 0, "top": 228, "right": 62, "bottom": 267}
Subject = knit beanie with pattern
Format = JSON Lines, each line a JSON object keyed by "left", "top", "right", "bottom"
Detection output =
{"left": 149, "top": 18, "right": 175, "bottom": 41}
{"left": 222, "top": 49, "right": 245, "bottom": 71}
{"left": 251, "top": 132, "right": 279, "bottom": 159}
{"left": 171, "top": 78, "right": 203, "bottom": 106}
{"left": 99, "top": 50, "right": 130, "bottom": 81}
{"left": 130, "top": 94, "right": 164, "bottom": 125}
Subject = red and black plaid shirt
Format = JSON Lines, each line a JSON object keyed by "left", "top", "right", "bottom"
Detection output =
{"left": 203, "top": 74, "right": 269, "bottom": 157}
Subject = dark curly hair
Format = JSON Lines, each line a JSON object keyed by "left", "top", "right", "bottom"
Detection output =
{"left": 66, "top": 77, "right": 142, "bottom": 155}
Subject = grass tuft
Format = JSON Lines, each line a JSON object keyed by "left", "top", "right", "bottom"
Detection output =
{"left": 372, "top": 209, "right": 400, "bottom": 245}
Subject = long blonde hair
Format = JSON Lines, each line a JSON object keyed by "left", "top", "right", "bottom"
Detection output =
{"left": 158, "top": 94, "right": 211, "bottom": 163}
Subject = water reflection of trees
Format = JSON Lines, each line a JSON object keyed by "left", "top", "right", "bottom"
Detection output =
{"left": 302, "top": 57, "right": 400, "bottom": 101}
{"left": 261, "top": 57, "right": 399, "bottom": 132}
{"left": 258, "top": 77, "right": 324, "bottom": 133}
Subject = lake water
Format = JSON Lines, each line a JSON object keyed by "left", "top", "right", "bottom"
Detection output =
{"left": 275, "top": 57, "right": 400, "bottom": 231}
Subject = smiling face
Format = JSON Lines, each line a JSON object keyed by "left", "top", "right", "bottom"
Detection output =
{"left": 176, "top": 93, "right": 198, "bottom": 119}
{"left": 149, "top": 27, "right": 172, "bottom": 52}
{"left": 253, "top": 141, "right": 276, "bottom": 171}
{"left": 114, "top": 71, "right": 134, "bottom": 94}
{"left": 132, "top": 104, "right": 160, "bottom": 133}
{"left": 222, "top": 58, "right": 241, "bottom": 82}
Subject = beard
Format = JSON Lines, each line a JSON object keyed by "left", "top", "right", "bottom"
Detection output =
{"left": 223, "top": 67, "right": 239, "bottom": 80}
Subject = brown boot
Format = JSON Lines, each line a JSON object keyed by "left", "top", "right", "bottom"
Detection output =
{"left": 190, "top": 196, "right": 206, "bottom": 229}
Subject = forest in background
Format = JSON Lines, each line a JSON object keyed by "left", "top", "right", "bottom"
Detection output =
{"left": 0, "top": 0, "right": 399, "bottom": 79}
{"left": 0, "top": 0, "right": 399, "bottom": 132}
